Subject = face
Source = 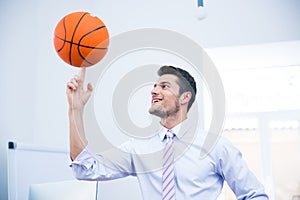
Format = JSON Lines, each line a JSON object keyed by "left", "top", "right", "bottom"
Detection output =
{"left": 148, "top": 74, "right": 181, "bottom": 118}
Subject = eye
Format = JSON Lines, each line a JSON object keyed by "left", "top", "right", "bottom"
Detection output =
{"left": 161, "top": 84, "right": 169, "bottom": 89}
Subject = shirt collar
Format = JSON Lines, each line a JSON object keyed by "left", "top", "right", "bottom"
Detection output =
{"left": 158, "top": 120, "right": 187, "bottom": 142}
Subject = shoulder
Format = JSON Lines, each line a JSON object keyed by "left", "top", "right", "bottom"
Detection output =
{"left": 216, "top": 136, "right": 237, "bottom": 151}
{"left": 207, "top": 135, "right": 241, "bottom": 161}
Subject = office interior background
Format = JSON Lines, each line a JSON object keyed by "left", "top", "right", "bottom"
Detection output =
{"left": 0, "top": 0, "right": 300, "bottom": 199}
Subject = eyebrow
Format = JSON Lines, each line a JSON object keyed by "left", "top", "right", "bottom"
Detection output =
{"left": 153, "top": 81, "right": 172, "bottom": 87}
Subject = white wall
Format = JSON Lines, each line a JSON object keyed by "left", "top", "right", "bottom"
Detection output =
{"left": 1, "top": 0, "right": 300, "bottom": 199}
{"left": 207, "top": 40, "right": 300, "bottom": 70}
{"left": 0, "top": 1, "right": 38, "bottom": 197}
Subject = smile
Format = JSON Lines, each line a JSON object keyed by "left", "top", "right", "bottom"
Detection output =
{"left": 152, "top": 97, "right": 162, "bottom": 104}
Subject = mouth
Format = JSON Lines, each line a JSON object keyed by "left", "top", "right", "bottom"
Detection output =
{"left": 151, "top": 97, "right": 162, "bottom": 104}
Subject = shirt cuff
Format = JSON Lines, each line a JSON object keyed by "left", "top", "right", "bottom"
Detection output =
{"left": 69, "top": 148, "right": 95, "bottom": 170}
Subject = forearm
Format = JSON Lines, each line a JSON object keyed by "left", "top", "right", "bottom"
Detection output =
{"left": 66, "top": 68, "right": 93, "bottom": 160}
{"left": 71, "top": 148, "right": 131, "bottom": 181}
{"left": 69, "top": 108, "right": 88, "bottom": 160}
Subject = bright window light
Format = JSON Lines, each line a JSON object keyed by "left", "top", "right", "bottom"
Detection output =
{"left": 221, "top": 65, "right": 300, "bottom": 113}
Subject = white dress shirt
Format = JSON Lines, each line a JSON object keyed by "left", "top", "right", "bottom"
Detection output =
{"left": 71, "top": 120, "right": 268, "bottom": 199}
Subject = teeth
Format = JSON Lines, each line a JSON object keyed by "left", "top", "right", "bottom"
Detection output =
{"left": 152, "top": 97, "right": 162, "bottom": 103}
{"left": 152, "top": 99, "right": 161, "bottom": 103}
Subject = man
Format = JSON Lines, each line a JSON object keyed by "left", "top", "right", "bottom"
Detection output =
{"left": 67, "top": 65, "right": 269, "bottom": 199}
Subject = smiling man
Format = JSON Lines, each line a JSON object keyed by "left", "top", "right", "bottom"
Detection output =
{"left": 67, "top": 65, "right": 269, "bottom": 199}
{"left": 149, "top": 67, "right": 196, "bottom": 130}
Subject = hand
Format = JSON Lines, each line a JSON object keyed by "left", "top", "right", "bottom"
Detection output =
{"left": 66, "top": 67, "right": 93, "bottom": 111}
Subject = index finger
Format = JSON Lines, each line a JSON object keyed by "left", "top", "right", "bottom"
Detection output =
{"left": 79, "top": 67, "right": 86, "bottom": 83}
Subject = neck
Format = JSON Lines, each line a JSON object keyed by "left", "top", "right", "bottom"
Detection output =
{"left": 160, "top": 112, "right": 187, "bottom": 130}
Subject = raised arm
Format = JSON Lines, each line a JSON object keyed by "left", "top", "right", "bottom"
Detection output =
{"left": 66, "top": 67, "right": 93, "bottom": 160}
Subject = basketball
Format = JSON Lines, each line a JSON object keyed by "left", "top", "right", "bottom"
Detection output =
{"left": 53, "top": 12, "right": 109, "bottom": 67}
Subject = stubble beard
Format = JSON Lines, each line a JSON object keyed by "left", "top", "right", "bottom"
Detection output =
{"left": 148, "top": 99, "right": 180, "bottom": 119}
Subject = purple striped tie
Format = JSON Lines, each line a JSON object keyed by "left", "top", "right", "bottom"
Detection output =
{"left": 162, "top": 130, "right": 175, "bottom": 200}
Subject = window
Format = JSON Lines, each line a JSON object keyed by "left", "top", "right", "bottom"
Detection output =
{"left": 219, "top": 65, "right": 300, "bottom": 199}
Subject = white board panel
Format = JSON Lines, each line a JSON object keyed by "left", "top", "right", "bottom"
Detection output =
{"left": 7, "top": 141, "right": 142, "bottom": 200}
{"left": 7, "top": 141, "right": 74, "bottom": 200}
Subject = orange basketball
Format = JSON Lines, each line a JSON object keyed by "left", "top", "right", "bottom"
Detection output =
{"left": 54, "top": 12, "right": 109, "bottom": 67}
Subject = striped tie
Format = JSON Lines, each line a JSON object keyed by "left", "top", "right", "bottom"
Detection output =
{"left": 162, "top": 130, "right": 175, "bottom": 200}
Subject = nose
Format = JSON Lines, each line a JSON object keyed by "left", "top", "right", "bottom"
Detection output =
{"left": 151, "top": 84, "right": 160, "bottom": 96}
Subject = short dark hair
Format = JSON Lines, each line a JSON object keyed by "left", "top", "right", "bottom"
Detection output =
{"left": 157, "top": 65, "right": 197, "bottom": 111}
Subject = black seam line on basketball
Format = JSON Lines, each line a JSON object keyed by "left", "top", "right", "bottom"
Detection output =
{"left": 77, "top": 25, "right": 107, "bottom": 65}
{"left": 57, "top": 18, "right": 67, "bottom": 53}
{"left": 69, "top": 12, "right": 89, "bottom": 65}
{"left": 55, "top": 35, "right": 108, "bottom": 50}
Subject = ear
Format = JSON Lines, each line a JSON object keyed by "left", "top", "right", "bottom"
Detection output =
{"left": 179, "top": 91, "right": 192, "bottom": 105}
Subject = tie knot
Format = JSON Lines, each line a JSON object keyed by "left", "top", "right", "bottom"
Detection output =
{"left": 166, "top": 130, "right": 175, "bottom": 139}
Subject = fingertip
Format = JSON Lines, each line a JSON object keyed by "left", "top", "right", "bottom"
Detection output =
{"left": 67, "top": 82, "right": 76, "bottom": 90}
{"left": 74, "top": 75, "right": 79, "bottom": 80}
{"left": 87, "top": 82, "right": 93, "bottom": 91}
{"left": 81, "top": 67, "right": 86, "bottom": 74}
